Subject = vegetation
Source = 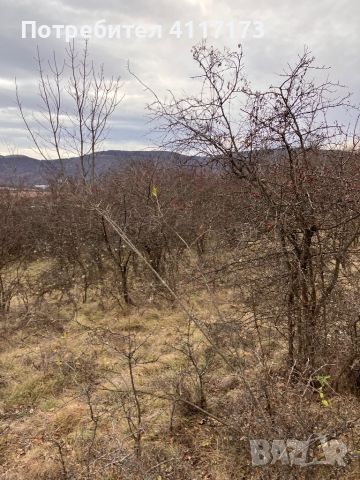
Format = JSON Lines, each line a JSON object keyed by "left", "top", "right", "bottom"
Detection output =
{"left": 0, "top": 43, "right": 359, "bottom": 479}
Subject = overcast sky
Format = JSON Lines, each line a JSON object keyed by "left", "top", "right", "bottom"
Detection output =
{"left": 0, "top": 0, "right": 359, "bottom": 157}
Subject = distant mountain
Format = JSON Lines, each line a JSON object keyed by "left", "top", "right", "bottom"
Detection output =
{"left": 0, "top": 150, "right": 196, "bottom": 186}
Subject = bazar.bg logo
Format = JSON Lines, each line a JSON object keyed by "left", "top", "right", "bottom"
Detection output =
{"left": 250, "top": 437, "right": 347, "bottom": 466}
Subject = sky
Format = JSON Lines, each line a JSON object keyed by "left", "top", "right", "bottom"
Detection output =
{"left": 0, "top": 0, "right": 359, "bottom": 158}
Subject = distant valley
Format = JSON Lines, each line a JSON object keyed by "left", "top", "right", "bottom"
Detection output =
{"left": 0, "top": 150, "right": 194, "bottom": 186}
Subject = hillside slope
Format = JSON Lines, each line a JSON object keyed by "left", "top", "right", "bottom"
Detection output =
{"left": 0, "top": 150, "right": 193, "bottom": 186}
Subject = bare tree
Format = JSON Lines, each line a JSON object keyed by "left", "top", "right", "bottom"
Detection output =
{"left": 148, "top": 42, "right": 360, "bottom": 372}
{"left": 16, "top": 40, "right": 122, "bottom": 182}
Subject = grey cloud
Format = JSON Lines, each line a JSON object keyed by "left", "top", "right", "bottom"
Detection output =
{"left": 0, "top": 0, "right": 359, "bottom": 155}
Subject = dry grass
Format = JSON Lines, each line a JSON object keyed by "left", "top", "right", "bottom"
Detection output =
{"left": 0, "top": 287, "right": 360, "bottom": 479}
